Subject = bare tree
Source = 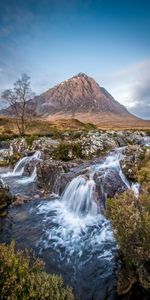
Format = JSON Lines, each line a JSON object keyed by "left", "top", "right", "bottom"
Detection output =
{"left": 2, "top": 74, "right": 35, "bottom": 136}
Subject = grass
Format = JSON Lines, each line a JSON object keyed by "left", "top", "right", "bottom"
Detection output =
{"left": 0, "top": 116, "right": 98, "bottom": 140}
{"left": 0, "top": 114, "right": 150, "bottom": 141}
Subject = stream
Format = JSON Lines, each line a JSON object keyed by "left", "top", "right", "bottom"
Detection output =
{"left": 0, "top": 147, "right": 142, "bottom": 300}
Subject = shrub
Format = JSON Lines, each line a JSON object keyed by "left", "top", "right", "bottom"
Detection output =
{"left": 107, "top": 191, "right": 150, "bottom": 267}
{"left": 0, "top": 241, "right": 74, "bottom": 300}
{"left": 107, "top": 189, "right": 150, "bottom": 296}
{"left": 52, "top": 142, "right": 83, "bottom": 161}
{"left": 25, "top": 135, "right": 38, "bottom": 148}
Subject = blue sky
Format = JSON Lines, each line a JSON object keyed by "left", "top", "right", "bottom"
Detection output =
{"left": 0, "top": 0, "right": 150, "bottom": 118}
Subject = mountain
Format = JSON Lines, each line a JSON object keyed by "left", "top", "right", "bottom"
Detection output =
{"left": 1, "top": 73, "right": 150, "bottom": 128}
{"left": 32, "top": 73, "right": 129, "bottom": 117}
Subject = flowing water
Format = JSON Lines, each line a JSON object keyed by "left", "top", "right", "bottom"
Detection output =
{"left": 1, "top": 150, "right": 41, "bottom": 178}
{"left": 0, "top": 147, "right": 141, "bottom": 299}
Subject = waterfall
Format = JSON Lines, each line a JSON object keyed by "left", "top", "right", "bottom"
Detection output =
{"left": 1, "top": 150, "right": 41, "bottom": 178}
{"left": 17, "top": 166, "right": 37, "bottom": 184}
{"left": 91, "top": 148, "right": 139, "bottom": 198}
{"left": 62, "top": 176, "right": 98, "bottom": 216}
{"left": 12, "top": 156, "right": 31, "bottom": 176}
{"left": 119, "top": 168, "right": 130, "bottom": 189}
{"left": 143, "top": 136, "right": 150, "bottom": 146}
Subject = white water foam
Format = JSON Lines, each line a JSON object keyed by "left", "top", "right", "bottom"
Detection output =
{"left": 17, "top": 166, "right": 37, "bottom": 184}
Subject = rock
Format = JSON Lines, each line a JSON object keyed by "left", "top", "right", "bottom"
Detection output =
{"left": 23, "top": 160, "right": 37, "bottom": 176}
{"left": 12, "top": 194, "right": 30, "bottom": 206}
{"left": 94, "top": 168, "right": 127, "bottom": 199}
{"left": 0, "top": 179, "right": 13, "bottom": 216}
{"left": 37, "top": 160, "right": 68, "bottom": 194}
{"left": 36, "top": 158, "right": 91, "bottom": 195}
{"left": 120, "top": 145, "right": 146, "bottom": 180}
{"left": 32, "top": 137, "right": 59, "bottom": 152}
{"left": 10, "top": 138, "right": 28, "bottom": 154}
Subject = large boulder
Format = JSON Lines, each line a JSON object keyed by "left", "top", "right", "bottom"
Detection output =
{"left": 36, "top": 159, "right": 91, "bottom": 195}
{"left": 36, "top": 160, "right": 69, "bottom": 195}
{"left": 94, "top": 168, "right": 127, "bottom": 199}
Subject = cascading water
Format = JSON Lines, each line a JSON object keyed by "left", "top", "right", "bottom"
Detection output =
{"left": 35, "top": 178, "right": 117, "bottom": 299}
{"left": 0, "top": 146, "right": 145, "bottom": 299}
{"left": 17, "top": 166, "right": 37, "bottom": 184}
{"left": 62, "top": 176, "right": 98, "bottom": 216}
{"left": 1, "top": 150, "right": 41, "bottom": 178}
{"left": 92, "top": 147, "right": 139, "bottom": 196}
{"left": 143, "top": 136, "right": 150, "bottom": 146}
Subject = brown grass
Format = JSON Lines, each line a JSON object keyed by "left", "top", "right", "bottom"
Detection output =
{"left": 0, "top": 112, "right": 150, "bottom": 139}
{"left": 46, "top": 112, "right": 150, "bottom": 129}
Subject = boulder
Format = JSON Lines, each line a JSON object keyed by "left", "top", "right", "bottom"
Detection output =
{"left": 94, "top": 168, "right": 127, "bottom": 200}
{"left": 36, "top": 160, "right": 69, "bottom": 195}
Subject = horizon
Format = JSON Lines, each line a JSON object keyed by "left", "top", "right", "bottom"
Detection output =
{"left": 0, "top": 0, "right": 150, "bottom": 119}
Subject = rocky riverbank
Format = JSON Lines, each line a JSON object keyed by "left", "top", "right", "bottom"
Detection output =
{"left": 0, "top": 130, "right": 149, "bottom": 205}
{"left": 0, "top": 129, "right": 149, "bottom": 300}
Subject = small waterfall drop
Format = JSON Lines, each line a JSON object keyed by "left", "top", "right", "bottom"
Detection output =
{"left": 1, "top": 150, "right": 41, "bottom": 178}
{"left": 62, "top": 176, "right": 98, "bottom": 216}
{"left": 94, "top": 148, "right": 139, "bottom": 196}
{"left": 17, "top": 166, "right": 37, "bottom": 184}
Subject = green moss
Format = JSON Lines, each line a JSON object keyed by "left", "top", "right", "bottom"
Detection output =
{"left": 0, "top": 241, "right": 74, "bottom": 300}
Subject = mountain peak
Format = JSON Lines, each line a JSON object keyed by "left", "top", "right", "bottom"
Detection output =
{"left": 74, "top": 72, "right": 89, "bottom": 78}
{"left": 32, "top": 73, "right": 128, "bottom": 116}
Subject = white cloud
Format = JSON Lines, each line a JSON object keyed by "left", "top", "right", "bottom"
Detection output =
{"left": 101, "top": 59, "right": 150, "bottom": 119}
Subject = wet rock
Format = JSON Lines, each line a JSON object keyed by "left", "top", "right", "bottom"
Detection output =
{"left": 23, "top": 160, "right": 36, "bottom": 176}
{"left": 36, "top": 158, "right": 90, "bottom": 195}
{"left": 0, "top": 179, "right": 13, "bottom": 216}
{"left": 94, "top": 168, "right": 127, "bottom": 199}
{"left": 36, "top": 160, "right": 69, "bottom": 194}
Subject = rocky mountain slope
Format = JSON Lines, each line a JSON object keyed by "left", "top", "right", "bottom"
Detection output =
{"left": 32, "top": 73, "right": 129, "bottom": 117}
